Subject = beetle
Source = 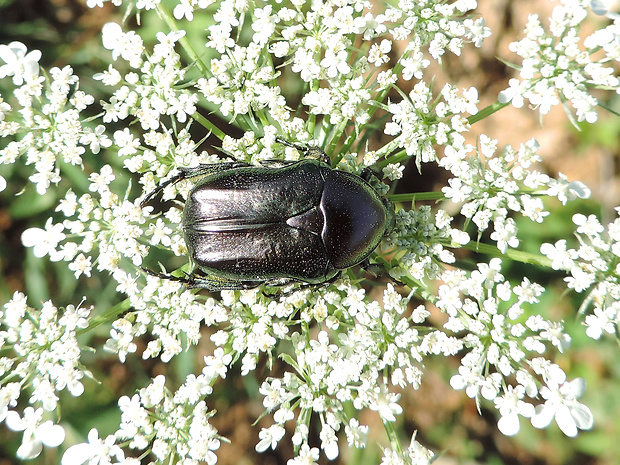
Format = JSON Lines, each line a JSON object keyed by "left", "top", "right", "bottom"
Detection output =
{"left": 141, "top": 139, "right": 395, "bottom": 290}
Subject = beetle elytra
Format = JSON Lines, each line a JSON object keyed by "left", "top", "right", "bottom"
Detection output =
{"left": 141, "top": 140, "right": 395, "bottom": 290}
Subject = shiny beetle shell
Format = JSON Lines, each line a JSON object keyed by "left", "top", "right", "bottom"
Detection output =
{"left": 142, "top": 144, "right": 395, "bottom": 290}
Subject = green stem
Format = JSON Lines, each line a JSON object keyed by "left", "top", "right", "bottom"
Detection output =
{"left": 156, "top": 4, "right": 231, "bottom": 140}
{"left": 340, "top": 63, "right": 404, "bottom": 157}
{"left": 374, "top": 149, "right": 410, "bottom": 170}
{"left": 79, "top": 298, "right": 132, "bottom": 336}
{"left": 597, "top": 101, "right": 620, "bottom": 118}
{"left": 388, "top": 192, "right": 445, "bottom": 202}
{"left": 193, "top": 111, "right": 226, "bottom": 141}
{"left": 157, "top": 4, "right": 210, "bottom": 77}
{"left": 460, "top": 241, "right": 553, "bottom": 268}
{"left": 468, "top": 101, "right": 510, "bottom": 125}
{"left": 328, "top": 118, "right": 353, "bottom": 165}
{"left": 382, "top": 418, "right": 403, "bottom": 455}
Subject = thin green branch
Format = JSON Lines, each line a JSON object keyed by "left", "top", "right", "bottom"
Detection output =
{"left": 79, "top": 298, "right": 132, "bottom": 336}
{"left": 388, "top": 192, "right": 445, "bottom": 203}
{"left": 382, "top": 419, "right": 403, "bottom": 455}
{"left": 193, "top": 111, "right": 226, "bottom": 141}
{"left": 157, "top": 4, "right": 209, "bottom": 77}
{"left": 460, "top": 241, "right": 553, "bottom": 268}
{"left": 468, "top": 101, "right": 510, "bottom": 125}
{"left": 598, "top": 101, "right": 620, "bottom": 117}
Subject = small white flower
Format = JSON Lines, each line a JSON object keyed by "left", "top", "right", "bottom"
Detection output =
{"left": 5, "top": 408, "right": 65, "bottom": 460}
{"left": 320, "top": 49, "right": 351, "bottom": 78}
{"left": 69, "top": 253, "right": 93, "bottom": 278}
{"left": 545, "top": 173, "right": 591, "bottom": 205}
{"left": 0, "top": 41, "right": 41, "bottom": 85}
{"left": 287, "top": 443, "right": 320, "bottom": 465}
{"left": 370, "top": 388, "right": 403, "bottom": 422}
{"left": 62, "top": 428, "right": 124, "bottom": 465}
{"left": 80, "top": 125, "right": 112, "bottom": 154}
{"left": 405, "top": 433, "right": 435, "bottom": 464}
{"left": 531, "top": 378, "right": 593, "bottom": 437}
{"left": 255, "top": 424, "right": 285, "bottom": 452}
{"left": 101, "top": 23, "right": 123, "bottom": 51}
{"left": 400, "top": 53, "right": 430, "bottom": 80}
{"left": 383, "top": 163, "right": 405, "bottom": 181}
{"left": 540, "top": 240, "right": 577, "bottom": 270}
{"left": 88, "top": 165, "right": 115, "bottom": 193}
{"left": 21, "top": 218, "right": 66, "bottom": 260}
{"left": 203, "top": 348, "right": 233, "bottom": 380}
{"left": 319, "top": 424, "right": 339, "bottom": 460}
{"left": 494, "top": 385, "right": 535, "bottom": 436}
{"left": 344, "top": 418, "right": 369, "bottom": 448}
{"left": 173, "top": 0, "right": 195, "bottom": 20}
{"left": 584, "top": 305, "right": 619, "bottom": 339}
{"left": 450, "top": 363, "right": 483, "bottom": 399}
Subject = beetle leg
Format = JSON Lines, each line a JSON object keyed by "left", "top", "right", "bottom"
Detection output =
{"left": 260, "top": 273, "right": 341, "bottom": 298}
{"left": 360, "top": 167, "right": 382, "bottom": 183}
{"left": 359, "top": 259, "right": 381, "bottom": 278}
{"left": 140, "top": 162, "right": 252, "bottom": 208}
{"left": 359, "top": 260, "right": 405, "bottom": 286}
{"left": 276, "top": 137, "right": 330, "bottom": 165}
{"left": 140, "top": 266, "right": 192, "bottom": 284}
{"left": 188, "top": 276, "right": 264, "bottom": 291}
{"left": 140, "top": 172, "right": 187, "bottom": 208}
{"left": 141, "top": 266, "right": 267, "bottom": 291}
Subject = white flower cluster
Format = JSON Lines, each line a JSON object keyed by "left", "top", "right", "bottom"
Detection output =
{"left": 541, "top": 209, "right": 620, "bottom": 340}
{"left": 390, "top": 205, "right": 470, "bottom": 282}
{"left": 105, "top": 274, "right": 229, "bottom": 363}
{"left": 385, "top": 82, "right": 479, "bottom": 168}
{"left": 63, "top": 373, "right": 221, "bottom": 465}
{"left": 499, "top": 0, "right": 620, "bottom": 122}
{"left": 0, "top": 42, "right": 101, "bottom": 194}
{"left": 441, "top": 135, "right": 590, "bottom": 253}
{"left": 440, "top": 258, "right": 593, "bottom": 436}
{"left": 228, "top": 283, "right": 435, "bottom": 460}
{"left": 0, "top": 292, "right": 92, "bottom": 459}
{"left": 21, "top": 164, "right": 152, "bottom": 279}
{"left": 380, "top": 433, "right": 435, "bottom": 465}
{"left": 195, "top": 0, "right": 488, "bottom": 156}
{"left": 95, "top": 26, "right": 222, "bottom": 194}
{"left": 98, "top": 24, "right": 197, "bottom": 131}
{"left": 1, "top": 0, "right": 614, "bottom": 462}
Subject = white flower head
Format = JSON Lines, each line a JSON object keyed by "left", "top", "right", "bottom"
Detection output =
{"left": 287, "top": 444, "right": 320, "bottom": 465}
{"left": 591, "top": 0, "right": 620, "bottom": 19}
{"left": 531, "top": 378, "right": 593, "bottom": 437}
{"left": 494, "top": 385, "right": 535, "bottom": 436}
{"left": 62, "top": 428, "right": 124, "bottom": 465}
{"left": 545, "top": 173, "right": 591, "bottom": 205}
{"left": 21, "top": 218, "right": 66, "bottom": 261}
{"left": 101, "top": 23, "right": 123, "bottom": 52}
{"left": 0, "top": 41, "right": 41, "bottom": 85}
{"left": 369, "top": 388, "right": 403, "bottom": 422}
{"left": 255, "top": 424, "right": 285, "bottom": 452}
{"left": 101, "top": 23, "right": 144, "bottom": 68}
{"left": 5, "top": 408, "right": 65, "bottom": 460}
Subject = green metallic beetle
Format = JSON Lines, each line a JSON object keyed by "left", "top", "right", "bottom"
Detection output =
{"left": 141, "top": 140, "right": 395, "bottom": 290}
